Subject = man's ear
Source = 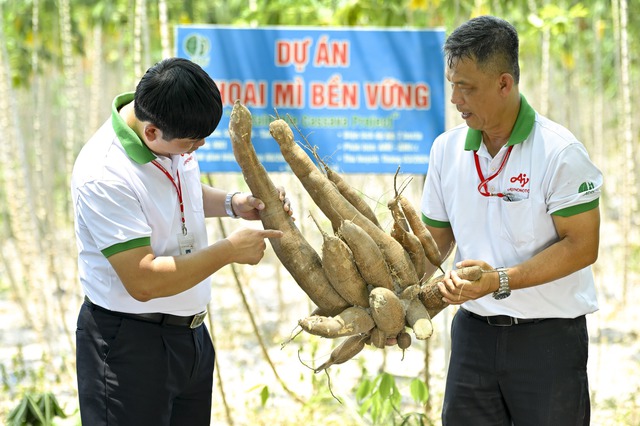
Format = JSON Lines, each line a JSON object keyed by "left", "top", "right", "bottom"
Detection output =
{"left": 499, "top": 73, "right": 515, "bottom": 95}
{"left": 143, "top": 124, "right": 161, "bottom": 142}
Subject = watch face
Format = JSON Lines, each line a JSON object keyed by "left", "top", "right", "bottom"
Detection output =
{"left": 494, "top": 291, "right": 511, "bottom": 300}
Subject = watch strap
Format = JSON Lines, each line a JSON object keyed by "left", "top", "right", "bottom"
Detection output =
{"left": 493, "top": 267, "right": 511, "bottom": 300}
{"left": 225, "top": 192, "right": 241, "bottom": 218}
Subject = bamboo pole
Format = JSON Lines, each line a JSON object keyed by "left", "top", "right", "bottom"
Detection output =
{"left": 0, "top": 1, "right": 38, "bottom": 331}
{"left": 540, "top": 27, "right": 550, "bottom": 116}
{"left": 159, "top": 0, "right": 171, "bottom": 59}
{"left": 133, "top": 0, "right": 144, "bottom": 78}
{"left": 59, "top": 0, "right": 77, "bottom": 178}
{"left": 618, "top": 0, "right": 635, "bottom": 301}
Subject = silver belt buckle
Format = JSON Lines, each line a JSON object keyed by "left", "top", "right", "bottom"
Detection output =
{"left": 190, "top": 311, "right": 207, "bottom": 329}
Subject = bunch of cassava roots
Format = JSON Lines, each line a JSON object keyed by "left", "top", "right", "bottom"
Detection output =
{"left": 228, "top": 101, "right": 481, "bottom": 372}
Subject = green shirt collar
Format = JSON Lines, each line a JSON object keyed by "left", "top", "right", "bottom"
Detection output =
{"left": 111, "top": 92, "right": 156, "bottom": 164}
{"left": 464, "top": 94, "right": 536, "bottom": 151}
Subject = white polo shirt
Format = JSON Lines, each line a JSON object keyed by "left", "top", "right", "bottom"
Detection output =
{"left": 71, "top": 92, "right": 210, "bottom": 315}
{"left": 421, "top": 95, "right": 603, "bottom": 319}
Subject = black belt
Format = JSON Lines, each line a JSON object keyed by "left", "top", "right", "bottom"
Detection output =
{"left": 84, "top": 296, "right": 207, "bottom": 329}
{"left": 460, "top": 307, "right": 545, "bottom": 326}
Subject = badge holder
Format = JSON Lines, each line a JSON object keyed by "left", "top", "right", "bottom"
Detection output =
{"left": 178, "top": 232, "right": 195, "bottom": 255}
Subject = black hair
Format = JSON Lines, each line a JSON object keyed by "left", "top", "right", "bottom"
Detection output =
{"left": 134, "top": 57, "right": 223, "bottom": 141}
{"left": 444, "top": 15, "right": 520, "bottom": 84}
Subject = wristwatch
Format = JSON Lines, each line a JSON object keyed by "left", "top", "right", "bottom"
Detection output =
{"left": 493, "top": 267, "right": 511, "bottom": 300}
{"left": 225, "top": 192, "right": 241, "bottom": 219}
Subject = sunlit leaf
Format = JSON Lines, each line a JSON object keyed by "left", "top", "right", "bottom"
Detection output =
{"left": 410, "top": 378, "right": 429, "bottom": 404}
{"left": 356, "top": 378, "right": 373, "bottom": 401}
{"left": 379, "top": 373, "right": 393, "bottom": 398}
{"left": 528, "top": 13, "right": 544, "bottom": 29}
{"left": 260, "top": 385, "right": 269, "bottom": 407}
{"left": 409, "top": 0, "right": 428, "bottom": 11}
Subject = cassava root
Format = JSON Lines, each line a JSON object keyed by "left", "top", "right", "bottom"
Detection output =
{"left": 229, "top": 102, "right": 487, "bottom": 370}
{"left": 229, "top": 101, "right": 349, "bottom": 316}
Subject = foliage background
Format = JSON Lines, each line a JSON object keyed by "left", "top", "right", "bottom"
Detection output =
{"left": 1, "top": 0, "right": 639, "bottom": 424}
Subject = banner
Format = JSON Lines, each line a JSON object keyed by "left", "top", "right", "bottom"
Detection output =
{"left": 176, "top": 26, "right": 445, "bottom": 174}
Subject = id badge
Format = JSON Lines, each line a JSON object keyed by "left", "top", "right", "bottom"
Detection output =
{"left": 177, "top": 232, "right": 195, "bottom": 255}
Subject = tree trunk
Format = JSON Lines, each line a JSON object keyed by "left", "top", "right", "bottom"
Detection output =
{"left": 159, "top": 0, "right": 171, "bottom": 59}
{"left": 618, "top": 0, "right": 635, "bottom": 301}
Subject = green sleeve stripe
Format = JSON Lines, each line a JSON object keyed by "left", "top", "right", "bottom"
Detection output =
{"left": 422, "top": 213, "right": 451, "bottom": 228}
{"left": 101, "top": 237, "right": 151, "bottom": 258}
{"left": 552, "top": 198, "right": 599, "bottom": 217}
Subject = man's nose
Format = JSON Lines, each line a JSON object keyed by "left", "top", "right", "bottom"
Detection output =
{"left": 450, "top": 87, "right": 463, "bottom": 105}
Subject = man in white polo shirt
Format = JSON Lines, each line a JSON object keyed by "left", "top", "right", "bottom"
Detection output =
{"left": 71, "top": 57, "right": 290, "bottom": 425}
{"left": 421, "top": 16, "right": 602, "bottom": 425}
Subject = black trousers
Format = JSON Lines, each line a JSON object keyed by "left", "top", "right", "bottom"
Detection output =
{"left": 442, "top": 308, "right": 590, "bottom": 426}
{"left": 76, "top": 301, "right": 215, "bottom": 426}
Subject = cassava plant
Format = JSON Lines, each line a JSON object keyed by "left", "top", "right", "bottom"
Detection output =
{"left": 228, "top": 101, "right": 483, "bottom": 369}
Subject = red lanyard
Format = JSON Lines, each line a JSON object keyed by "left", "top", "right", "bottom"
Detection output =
{"left": 151, "top": 160, "right": 187, "bottom": 235}
{"left": 474, "top": 145, "right": 514, "bottom": 198}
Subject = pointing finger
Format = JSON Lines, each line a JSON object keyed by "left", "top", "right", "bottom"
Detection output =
{"left": 261, "top": 229, "right": 284, "bottom": 239}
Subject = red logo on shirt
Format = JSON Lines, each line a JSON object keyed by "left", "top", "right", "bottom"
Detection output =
{"left": 183, "top": 154, "right": 194, "bottom": 165}
{"left": 509, "top": 173, "right": 530, "bottom": 188}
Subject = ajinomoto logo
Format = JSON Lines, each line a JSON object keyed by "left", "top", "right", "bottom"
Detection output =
{"left": 183, "top": 34, "right": 210, "bottom": 68}
{"left": 578, "top": 181, "right": 596, "bottom": 193}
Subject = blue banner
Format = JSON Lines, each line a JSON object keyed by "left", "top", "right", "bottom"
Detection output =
{"left": 176, "top": 26, "right": 445, "bottom": 174}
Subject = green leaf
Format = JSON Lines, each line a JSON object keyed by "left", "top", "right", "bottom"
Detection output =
{"left": 380, "top": 402, "right": 393, "bottom": 420}
{"left": 390, "top": 389, "right": 402, "bottom": 406}
{"left": 42, "top": 393, "right": 53, "bottom": 421}
{"left": 356, "top": 378, "right": 373, "bottom": 402}
{"left": 260, "top": 385, "right": 269, "bottom": 407}
{"left": 370, "top": 397, "right": 381, "bottom": 423}
{"left": 246, "top": 383, "right": 265, "bottom": 392}
{"left": 25, "top": 394, "right": 46, "bottom": 423}
{"left": 37, "top": 392, "right": 67, "bottom": 420}
{"left": 379, "top": 373, "right": 394, "bottom": 398}
{"left": 7, "top": 397, "right": 29, "bottom": 424}
{"left": 359, "top": 396, "right": 374, "bottom": 416}
{"left": 410, "top": 378, "right": 429, "bottom": 404}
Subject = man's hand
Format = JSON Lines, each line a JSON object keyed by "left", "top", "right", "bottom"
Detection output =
{"left": 437, "top": 260, "right": 497, "bottom": 305}
{"left": 232, "top": 186, "right": 294, "bottom": 220}
{"left": 225, "top": 228, "right": 284, "bottom": 265}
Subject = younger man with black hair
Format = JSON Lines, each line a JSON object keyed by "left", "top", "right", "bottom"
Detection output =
{"left": 72, "top": 57, "right": 291, "bottom": 425}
